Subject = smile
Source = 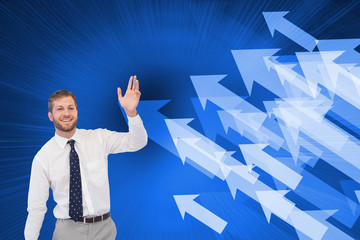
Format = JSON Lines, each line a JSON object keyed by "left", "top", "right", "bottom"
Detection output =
{"left": 61, "top": 119, "right": 72, "bottom": 122}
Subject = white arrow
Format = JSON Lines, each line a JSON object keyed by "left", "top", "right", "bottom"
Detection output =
{"left": 263, "top": 11, "right": 318, "bottom": 51}
{"left": 173, "top": 194, "right": 228, "bottom": 234}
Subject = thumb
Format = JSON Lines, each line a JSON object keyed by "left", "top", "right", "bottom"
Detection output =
{"left": 117, "top": 87, "right": 123, "bottom": 101}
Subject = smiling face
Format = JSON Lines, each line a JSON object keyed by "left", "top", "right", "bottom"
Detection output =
{"left": 48, "top": 96, "right": 78, "bottom": 138}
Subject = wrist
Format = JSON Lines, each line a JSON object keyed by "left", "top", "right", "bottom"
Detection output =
{"left": 125, "top": 110, "right": 138, "bottom": 117}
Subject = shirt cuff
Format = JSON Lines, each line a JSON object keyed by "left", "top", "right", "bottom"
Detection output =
{"left": 127, "top": 113, "right": 143, "bottom": 125}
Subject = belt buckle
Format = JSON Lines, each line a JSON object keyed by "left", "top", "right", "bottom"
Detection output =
{"left": 82, "top": 214, "right": 105, "bottom": 223}
{"left": 82, "top": 216, "right": 95, "bottom": 223}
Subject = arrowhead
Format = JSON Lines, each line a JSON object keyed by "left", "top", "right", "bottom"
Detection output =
{"left": 218, "top": 162, "right": 232, "bottom": 179}
{"left": 232, "top": 49, "right": 280, "bottom": 95}
{"left": 320, "top": 51, "right": 345, "bottom": 63}
{"left": 166, "top": 118, "right": 194, "bottom": 126}
{"left": 190, "top": 75, "right": 228, "bottom": 110}
{"left": 262, "top": 11, "right": 289, "bottom": 37}
{"left": 214, "top": 151, "right": 226, "bottom": 161}
{"left": 176, "top": 138, "right": 200, "bottom": 164}
{"left": 239, "top": 145, "right": 255, "bottom": 168}
{"left": 173, "top": 194, "right": 199, "bottom": 219}
{"left": 122, "top": 100, "right": 168, "bottom": 125}
{"left": 239, "top": 144, "right": 268, "bottom": 167}
{"left": 165, "top": 118, "right": 195, "bottom": 141}
{"left": 263, "top": 207, "right": 272, "bottom": 223}
{"left": 133, "top": 100, "right": 184, "bottom": 157}
{"left": 138, "top": 99, "right": 170, "bottom": 112}
{"left": 225, "top": 172, "right": 238, "bottom": 199}
{"left": 289, "top": 210, "right": 328, "bottom": 240}
{"left": 263, "top": 101, "right": 277, "bottom": 117}
{"left": 278, "top": 123, "right": 301, "bottom": 163}
{"left": 217, "top": 110, "right": 238, "bottom": 134}
{"left": 222, "top": 152, "right": 239, "bottom": 166}
{"left": 227, "top": 109, "right": 242, "bottom": 116}
{"left": 263, "top": 56, "right": 274, "bottom": 71}
{"left": 318, "top": 39, "right": 360, "bottom": 66}
{"left": 256, "top": 190, "right": 295, "bottom": 222}
{"left": 125, "top": 100, "right": 170, "bottom": 124}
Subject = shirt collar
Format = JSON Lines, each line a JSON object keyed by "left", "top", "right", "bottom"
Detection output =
{"left": 54, "top": 129, "right": 82, "bottom": 149}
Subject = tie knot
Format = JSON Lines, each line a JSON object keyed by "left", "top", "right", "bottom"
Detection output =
{"left": 68, "top": 140, "right": 75, "bottom": 148}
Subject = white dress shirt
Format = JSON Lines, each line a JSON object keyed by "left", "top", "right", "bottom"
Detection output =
{"left": 24, "top": 114, "right": 147, "bottom": 240}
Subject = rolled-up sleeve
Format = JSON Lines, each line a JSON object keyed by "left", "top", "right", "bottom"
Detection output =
{"left": 102, "top": 114, "right": 148, "bottom": 154}
{"left": 24, "top": 156, "right": 50, "bottom": 240}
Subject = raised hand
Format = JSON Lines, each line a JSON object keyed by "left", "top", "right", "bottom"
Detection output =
{"left": 117, "top": 75, "right": 141, "bottom": 117}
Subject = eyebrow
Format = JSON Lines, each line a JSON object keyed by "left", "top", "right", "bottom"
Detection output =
{"left": 56, "top": 104, "right": 75, "bottom": 108}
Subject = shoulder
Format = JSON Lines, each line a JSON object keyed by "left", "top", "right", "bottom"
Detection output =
{"left": 36, "top": 137, "right": 56, "bottom": 156}
{"left": 76, "top": 128, "right": 115, "bottom": 144}
{"left": 77, "top": 128, "right": 112, "bottom": 137}
{"left": 33, "top": 137, "right": 56, "bottom": 166}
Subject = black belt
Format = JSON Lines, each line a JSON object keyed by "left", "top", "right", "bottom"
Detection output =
{"left": 77, "top": 211, "right": 111, "bottom": 223}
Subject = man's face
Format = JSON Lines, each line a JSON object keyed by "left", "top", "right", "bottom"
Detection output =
{"left": 48, "top": 96, "right": 78, "bottom": 133}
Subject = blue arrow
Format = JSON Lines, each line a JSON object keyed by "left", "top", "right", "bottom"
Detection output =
{"left": 317, "top": 39, "right": 360, "bottom": 66}
{"left": 240, "top": 144, "right": 302, "bottom": 190}
{"left": 262, "top": 11, "right": 318, "bottom": 52}
{"left": 225, "top": 170, "right": 332, "bottom": 240}
{"left": 190, "top": 73, "right": 286, "bottom": 150}
{"left": 232, "top": 49, "right": 286, "bottom": 97}
{"left": 127, "top": 100, "right": 178, "bottom": 156}
{"left": 190, "top": 75, "right": 244, "bottom": 110}
{"left": 217, "top": 110, "right": 284, "bottom": 150}
{"left": 175, "top": 138, "right": 226, "bottom": 180}
{"left": 191, "top": 97, "right": 227, "bottom": 142}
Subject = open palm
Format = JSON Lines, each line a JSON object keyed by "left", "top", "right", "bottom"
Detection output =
{"left": 118, "top": 75, "right": 141, "bottom": 117}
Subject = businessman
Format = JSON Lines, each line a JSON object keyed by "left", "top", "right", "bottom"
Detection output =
{"left": 24, "top": 76, "right": 148, "bottom": 240}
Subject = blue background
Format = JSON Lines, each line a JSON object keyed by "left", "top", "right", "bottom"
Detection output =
{"left": 1, "top": 0, "right": 360, "bottom": 239}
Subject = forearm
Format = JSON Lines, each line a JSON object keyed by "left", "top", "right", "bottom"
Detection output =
{"left": 127, "top": 114, "right": 148, "bottom": 150}
{"left": 24, "top": 209, "right": 47, "bottom": 240}
{"left": 104, "top": 114, "right": 148, "bottom": 154}
{"left": 24, "top": 156, "right": 50, "bottom": 240}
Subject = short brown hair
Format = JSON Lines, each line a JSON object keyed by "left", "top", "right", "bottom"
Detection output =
{"left": 48, "top": 90, "right": 77, "bottom": 112}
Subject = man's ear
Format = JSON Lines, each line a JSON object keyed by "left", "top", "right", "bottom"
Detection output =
{"left": 48, "top": 111, "right": 53, "bottom": 122}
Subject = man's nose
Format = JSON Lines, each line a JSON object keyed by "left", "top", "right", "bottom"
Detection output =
{"left": 63, "top": 109, "right": 70, "bottom": 116}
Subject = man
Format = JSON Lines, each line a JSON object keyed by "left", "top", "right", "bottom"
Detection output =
{"left": 24, "top": 76, "right": 148, "bottom": 240}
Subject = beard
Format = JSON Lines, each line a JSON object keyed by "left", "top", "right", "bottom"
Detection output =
{"left": 53, "top": 118, "right": 78, "bottom": 132}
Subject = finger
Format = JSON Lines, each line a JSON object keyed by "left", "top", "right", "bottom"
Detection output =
{"left": 117, "top": 87, "right": 122, "bottom": 100}
{"left": 132, "top": 75, "right": 137, "bottom": 91}
{"left": 127, "top": 76, "right": 133, "bottom": 91}
{"left": 135, "top": 79, "right": 140, "bottom": 91}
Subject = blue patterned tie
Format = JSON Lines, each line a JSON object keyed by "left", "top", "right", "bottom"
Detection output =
{"left": 68, "top": 140, "right": 83, "bottom": 222}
